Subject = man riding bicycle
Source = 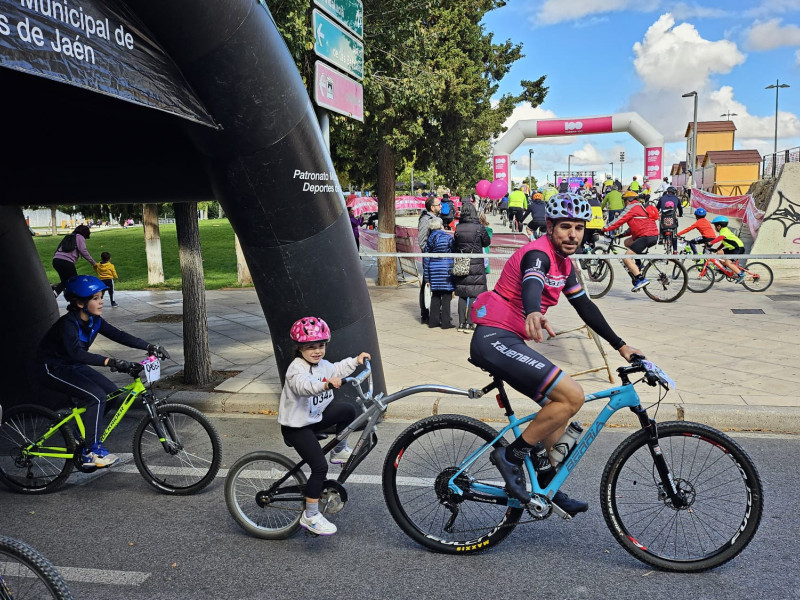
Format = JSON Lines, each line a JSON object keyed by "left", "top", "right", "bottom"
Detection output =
{"left": 469, "top": 192, "right": 642, "bottom": 515}
{"left": 603, "top": 191, "right": 659, "bottom": 291}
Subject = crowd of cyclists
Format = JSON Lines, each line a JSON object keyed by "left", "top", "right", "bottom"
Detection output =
{"left": 479, "top": 175, "right": 747, "bottom": 291}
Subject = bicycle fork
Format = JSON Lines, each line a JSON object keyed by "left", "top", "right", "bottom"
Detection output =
{"left": 143, "top": 398, "right": 181, "bottom": 455}
{"left": 631, "top": 406, "right": 688, "bottom": 509}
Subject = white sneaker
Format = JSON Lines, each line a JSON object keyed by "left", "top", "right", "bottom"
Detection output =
{"left": 330, "top": 446, "right": 352, "bottom": 464}
{"left": 299, "top": 511, "right": 337, "bottom": 536}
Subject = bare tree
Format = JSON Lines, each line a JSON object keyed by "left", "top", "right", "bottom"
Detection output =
{"left": 142, "top": 204, "right": 164, "bottom": 284}
{"left": 174, "top": 201, "right": 212, "bottom": 384}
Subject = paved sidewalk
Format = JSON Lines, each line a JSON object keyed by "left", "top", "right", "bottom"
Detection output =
{"left": 88, "top": 261, "right": 800, "bottom": 433}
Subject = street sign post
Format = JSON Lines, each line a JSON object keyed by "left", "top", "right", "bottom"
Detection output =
{"left": 312, "top": 9, "right": 364, "bottom": 80}
{"left": 313, "top": 0, "right": 363, "bottom": 39}
{"left": 314, "top": 61, "right": 364, "bottom": 122}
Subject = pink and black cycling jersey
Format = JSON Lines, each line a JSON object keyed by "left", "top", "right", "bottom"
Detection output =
{"left": 471, "top": 236, "right": 582, "bottom": 339}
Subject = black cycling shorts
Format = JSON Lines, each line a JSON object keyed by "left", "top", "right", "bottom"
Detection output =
{"left": 723, "top": 246, "right": 745, "bottom": 255}
{"left": 469, "top": 326, "right": 563, "bottom": 406}
{"left": 629, "top": 235, "right": 659, "bottom": 254}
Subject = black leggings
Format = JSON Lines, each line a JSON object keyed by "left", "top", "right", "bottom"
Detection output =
{"left": 281, "top": 401, "right": 357, "bottom": 499}
{"left": 52, "top": 258, "right": 77, "bottom": 296}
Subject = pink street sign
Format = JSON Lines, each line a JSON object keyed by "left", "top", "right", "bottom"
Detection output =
{"left": 493, "top": 155, "right": 510, "bottom": 182}
{"left": 537, "top": 116, "right": 613, "bottom": 137}
{"left": 314, "top": 61, "right": 364, "bottom": 122}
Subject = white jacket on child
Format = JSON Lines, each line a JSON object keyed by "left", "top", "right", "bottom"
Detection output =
{"left": 277, "top": 356, "right": 360, "bottom": 428}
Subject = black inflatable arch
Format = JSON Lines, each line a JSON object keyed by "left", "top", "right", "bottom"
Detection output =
{"left": 0, "top": 0, "right": 384, "bottom": 402}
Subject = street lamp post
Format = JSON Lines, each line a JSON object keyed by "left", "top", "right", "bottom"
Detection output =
{"left": 568, "top": 154, "right": 574, "bottom": 185}
{"left": 720, "top": 110, "right": 738, "bottom": 121}
{"left": 528, "top": 149, "right": 534, "bottom": 194}
{"left": 609, "top": 162, "right": 614, "bottom": 180}
{"left": 766, "top": 79, "right": 790, "bottom": 177}
{"left": 682, "top": 91, "right": 698, "bottom": 187}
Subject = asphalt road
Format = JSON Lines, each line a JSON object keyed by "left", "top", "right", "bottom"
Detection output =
{"left": 1, "top": 414, "right": 798, "bottom": 600}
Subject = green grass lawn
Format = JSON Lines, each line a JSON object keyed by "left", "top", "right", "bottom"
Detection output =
{"left": 34, "top": 219, "right": 246, "bottom": 290}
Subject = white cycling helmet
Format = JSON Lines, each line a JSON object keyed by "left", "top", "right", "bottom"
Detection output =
{"left": 545, "top": 193, "right": 593, "bottom": 221}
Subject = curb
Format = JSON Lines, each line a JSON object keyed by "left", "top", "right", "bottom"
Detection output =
{"left": 162, "top": 390, "right": 800, "bottom": 434}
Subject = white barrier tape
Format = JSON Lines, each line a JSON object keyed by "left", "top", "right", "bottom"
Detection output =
{"left": 360, "top": 251, "right": 800, "bottom": 260}
{"left": 377, "top": 232, "right": 396, "bottom": 238}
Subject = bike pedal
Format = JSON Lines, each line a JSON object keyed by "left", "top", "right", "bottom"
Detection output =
{"left": 549, "top": 503, "right": 572, "bottom": 521}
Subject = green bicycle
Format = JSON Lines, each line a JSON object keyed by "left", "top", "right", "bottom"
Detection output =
{"left": 0, "top": 356, "right": 222, "bottom": 495}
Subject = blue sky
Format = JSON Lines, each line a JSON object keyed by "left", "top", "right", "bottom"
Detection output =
{"left": 482, "top": 0, "right": 800, "bottom": 186}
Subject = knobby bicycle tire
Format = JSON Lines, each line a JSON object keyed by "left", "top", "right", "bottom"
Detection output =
{"left": 686, "top": 264, "right": 715, "bottom": 293}
{"left": 0, "top": 405, "right": 75, "bottom": 494}
{"left": 382, "top": 414, "right": 522, "bottom": 554}
{"left": 225, "top": 451, "right": 306, "bottom": 539}
{"left": 0, "top": 536, "right": 73, "bottom": 600}
{"left": 740, "top": 261, "right": 774, "bottom": 292}
{"left": 581, "top": 250, "right": 615, "bottom": 299}
{"left": 600, "top": 421, "right": 763, "bottom": 572}
{"left": 133, "top": 403, "right": 222, "bottom": 495}
{"left": 642, "top": 259, "right": 687, "bottom": 302}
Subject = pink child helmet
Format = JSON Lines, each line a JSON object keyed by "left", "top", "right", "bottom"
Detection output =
{"left": 664, "top": 201, "right": 675, "bottom": 208}
{"left": 290, "top": 316, "right": 331, "bottom": 344}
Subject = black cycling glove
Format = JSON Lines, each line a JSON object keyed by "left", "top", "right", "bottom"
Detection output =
{"left": 147, "top": 344, "right": 171, "bottom": 360}
{"left": 108, "top": 358, "right": 131, "bottom": 372}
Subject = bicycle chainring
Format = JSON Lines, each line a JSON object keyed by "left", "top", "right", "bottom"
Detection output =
{"left": 320, "top": 480, "right": 348, "bottom": 514}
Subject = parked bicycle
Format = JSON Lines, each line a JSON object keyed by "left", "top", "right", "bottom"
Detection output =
{"left": 383, "top": 356, "right": 763, "bottom": 572}
{"left": 0, "top": 355, "right": 222, "bottom": 495}
{"left": 581, "top": 234, "right": 688, "bottom": 302}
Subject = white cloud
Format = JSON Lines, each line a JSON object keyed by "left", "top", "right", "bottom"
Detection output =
{"left": 500, "top": 104, "right": 573, "bottom": 146}
{"left": 670, "top": 3, "right": 728, "bottom": 20}
{"left": 744, "top": 0, "right": 800, "bottom": 19}
{"left": 535, "top": 0, "right": 658, "bottom": 25}
{"left": 746, "top": 18, "right": 800, "bottom": 51}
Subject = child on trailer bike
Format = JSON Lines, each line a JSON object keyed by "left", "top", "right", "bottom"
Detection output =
{"left": 32, "top": 275, "right": 170, "bottom": 468}
{"left": 469, "top": 192, "right": 643, "bottom": 516}
{"left": 277, "top": 316, "right": 370, "bottom": 536}
{"left": 602, "top": 190, "right": 659, "bottom": 291}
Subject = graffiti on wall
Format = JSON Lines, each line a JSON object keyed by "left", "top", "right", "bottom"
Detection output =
{"left": 763, "top": 191, "right": 800, "bottom": 237}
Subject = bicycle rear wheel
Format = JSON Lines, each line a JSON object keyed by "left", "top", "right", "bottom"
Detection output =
{"left": 642, "top": 259, "right": 687, "bottom": 302}
{"left": 600, "top": 421, "right": 763, "bottom": 572}
{"left": 133, "top": 403, "right": 222, "bottom": 495}
{"left": 225, "top": 451, "right": 306, "bottom": 539}
{"left": 685, "top": 264, "right": 714, "bottom": 293}
{"left": 0, "top": 536, "right": 73, "bottom": 599}
{"left": 740, "top": 261, "right": 773, "bottom": 292}
{"left": 0, "top": 405, "right": 75, "bottom": 494}
{"left": 580, "top": 252, "right": 614, "bottom": 299}
{"left": 382, "top": 414, "right": 522, "bottom": 554}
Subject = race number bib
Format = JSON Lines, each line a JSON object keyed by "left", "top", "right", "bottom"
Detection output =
{"left": 141, "top": 356, "right": 161, "bottom": 383}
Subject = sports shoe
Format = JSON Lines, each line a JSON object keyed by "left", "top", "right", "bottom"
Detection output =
{"left": 552, "top": 490, "right": 588, "bottom": 516}
{"left": 299, "top": 511, "right": 337, "bottom": 535}
{"left": 631, "top": 277, "right": 650, "bottom": 292}
{"left": 329, "top": 446, "right": 352, "bottom": 464}
{"left": 490, "top": 446, "right": 530, "bottom": 503}
{"left": 457, "top": 323, "right": 467, "bottom": 333}
{"left": 81, "top": 443, "right": 119, "bottom": 468}
{"left": 111, "top": 301, "right": 119, "bottom": 307}
{"left": 736, "top": 272, "right": 746, "bottom": 283}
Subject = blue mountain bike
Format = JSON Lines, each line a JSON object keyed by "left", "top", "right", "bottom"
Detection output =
{"left": 382, "top": 357, "right": 763, "bottom": 572}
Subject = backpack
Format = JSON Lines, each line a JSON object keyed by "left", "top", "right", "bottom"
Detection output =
{"left": 59, "top": 233, "right": 77, "bottom": 252}
{"left": 440, "top": 200, "right": 451, "bottom": 216}
{"left": 660, "top": 208, "right": 678, "bottom": 231}
{"left": 645, "top": 205, "right": 659, "bottom": 220}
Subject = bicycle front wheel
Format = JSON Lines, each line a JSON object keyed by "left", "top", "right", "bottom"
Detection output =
{"left": 740, "top": 261, "right": 774, "bottom": 292}
{"left": 581, "top": 250, "right": 615, "bottom": 299}
{"left": 0, "top": 536, "right": 73, "bottom": 599}
{"left": 642, "top": 259, "right": 687, "bottom": 302}
{"left": 133, "top": 403, "right": 222, "bottom": 495}
{"left": 0, "top": 405, "right": 75, "bottom": 494}
{"left": 382, "top": 414, "right": 522, "bottom": 554}
{"left": 225, "top": 451, "right": 306, "bottom": 539}
{"left": 600, "top": 421, "right": 763, "bottom": 572}
{"left": 686, "top": 264, "right": 715, "bottom": 293}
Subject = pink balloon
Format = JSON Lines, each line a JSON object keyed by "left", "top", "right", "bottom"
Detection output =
{"left": 475, "top": 179, "right": 491, "bottom": 197}
{"left": 488, "top": 179, "right": 508, "bottom": 200}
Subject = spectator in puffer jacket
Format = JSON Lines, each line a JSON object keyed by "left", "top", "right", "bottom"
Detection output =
{"left": 423, "top": 217, "right": 454, "bottom": 329}
{"left": 452, "top": 202, "right": 490, "bottom": 332}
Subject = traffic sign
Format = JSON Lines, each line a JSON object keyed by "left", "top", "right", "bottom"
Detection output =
{"left": 312, "top": 9, "right": 364, "bottom": 80}
{"left": 314, "top": 0, "right": 363, "bottom": 39}
{"left": 314, "top": 61, "right": 364, "bottom": 122}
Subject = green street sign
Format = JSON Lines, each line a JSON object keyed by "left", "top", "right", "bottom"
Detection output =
{"left": 312, "top": 9, "right": 364, "bottom": 80}
{"left": 314, "top": 0, "right": 363, "bottom": 39}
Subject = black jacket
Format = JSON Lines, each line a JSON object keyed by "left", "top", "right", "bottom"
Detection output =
{"left": 452, "top": 217, "right": 490, "bottom": 298}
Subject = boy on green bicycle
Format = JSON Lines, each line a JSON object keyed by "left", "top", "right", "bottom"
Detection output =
{"left": 32, "top": 275, "right": 170, "bottom": 468}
